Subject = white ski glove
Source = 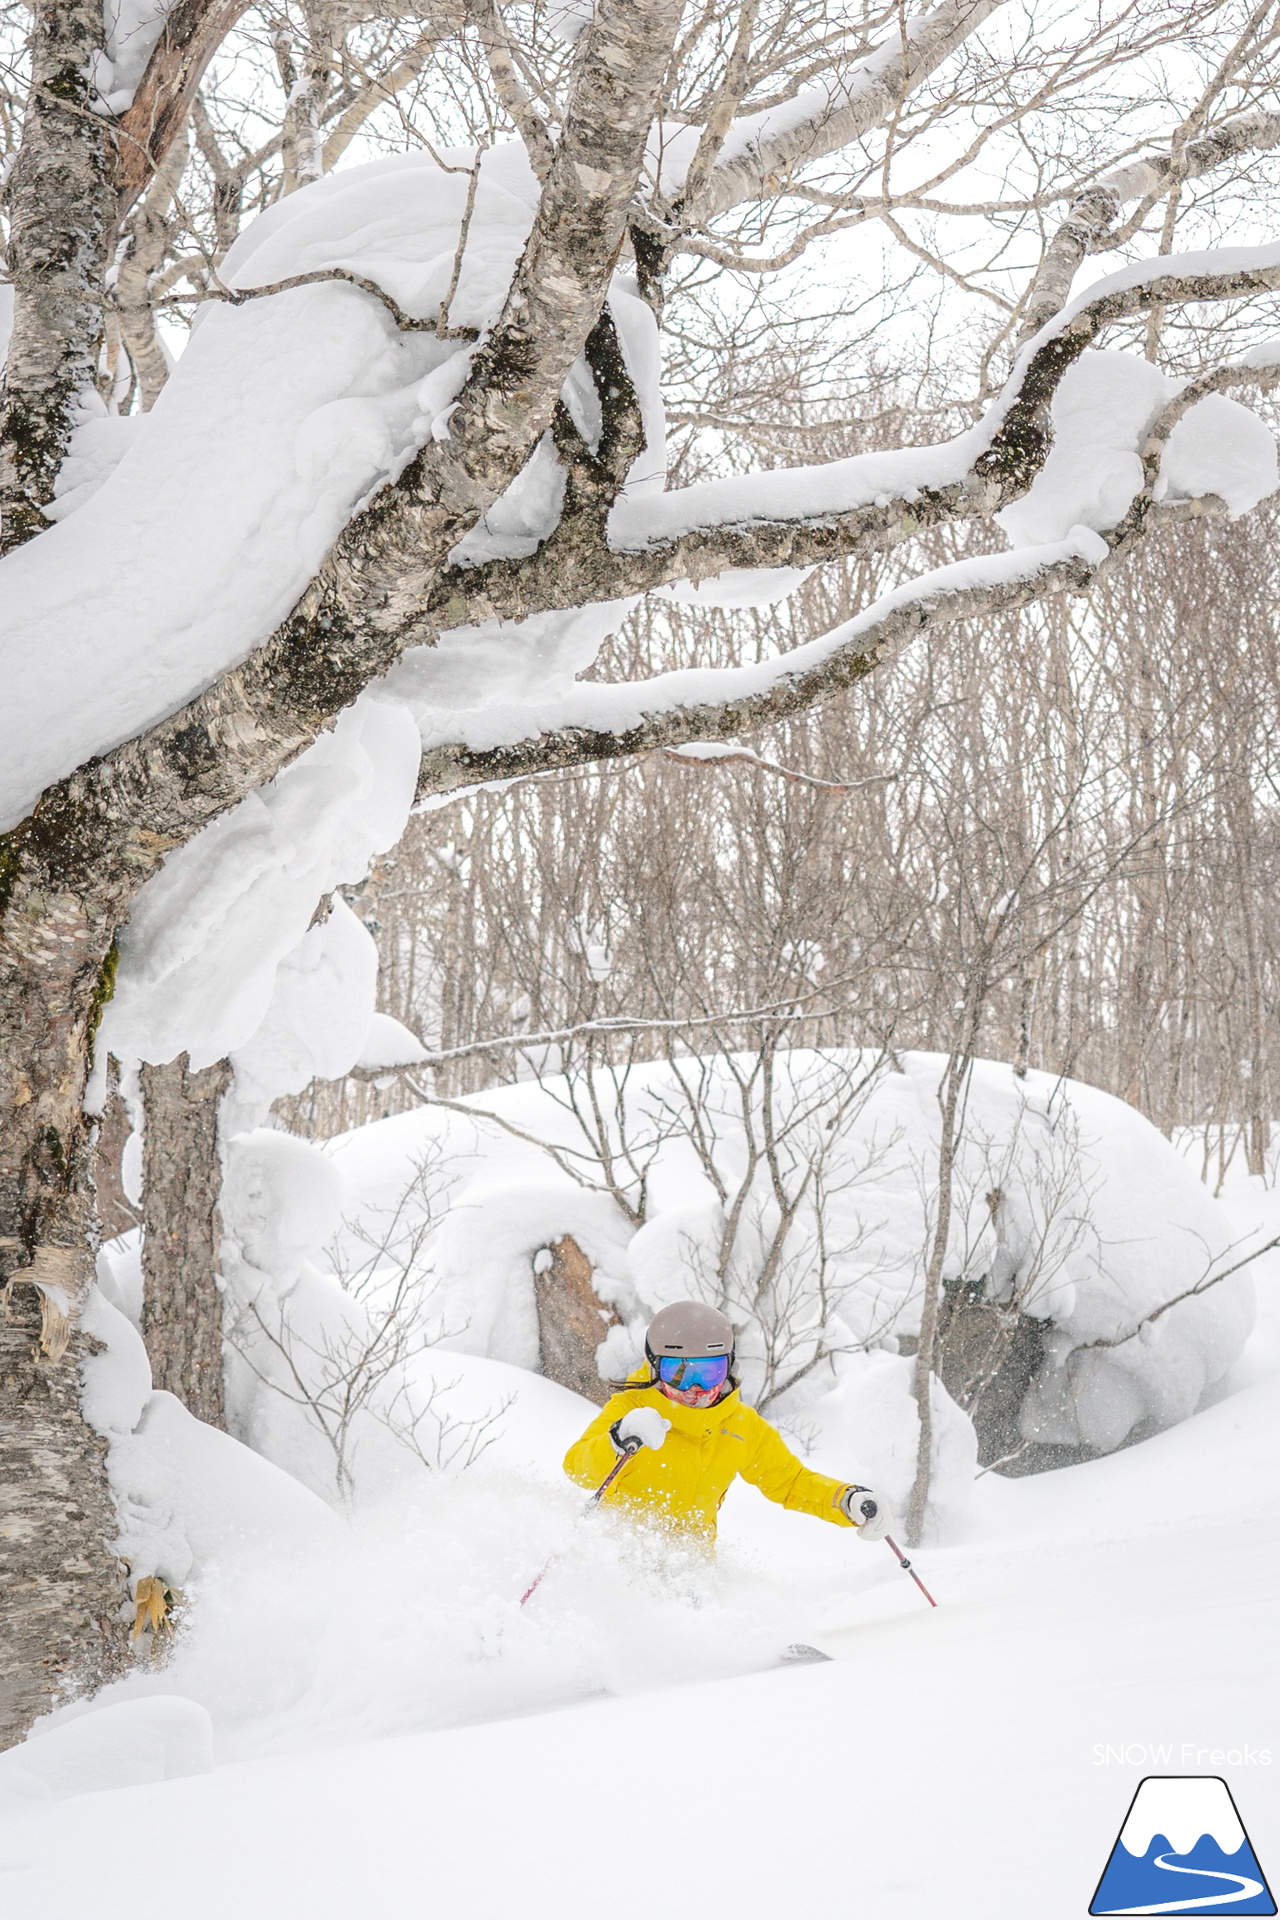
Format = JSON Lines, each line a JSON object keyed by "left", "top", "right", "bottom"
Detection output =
{"left": 611, "top": 1407, "right": 672, "bottom": 1455}
{"left": 841, "top": 1484, "right": 892, "bottom": 1541}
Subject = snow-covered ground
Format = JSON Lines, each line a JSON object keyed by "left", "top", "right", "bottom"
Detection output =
{"left": 3, "top": 1238, "right": 1278, "bottom": 1915}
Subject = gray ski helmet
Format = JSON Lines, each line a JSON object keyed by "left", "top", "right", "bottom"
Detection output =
{"left": 645, "top": 1300, "right": 735, "bottom": 1364}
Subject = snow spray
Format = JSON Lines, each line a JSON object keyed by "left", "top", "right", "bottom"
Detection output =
{"left": 519, "top": 1443, "right": 641, "bottom": 1606}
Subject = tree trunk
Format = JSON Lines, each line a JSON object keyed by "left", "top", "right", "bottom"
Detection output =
{"left": 534, "top": 1235, "right": 619, "bottom": 1404}
{"left": 0, "top": 0, "right": 113, "bottom": 548}
{"left": 905, "top": 1112, "right": 957, "bottom": 1545}
{"left": 905, "top": 1017, "right": 982, "bottom": 1545}
{"left": 1248, "top": 1112, "right": 1271, "bottom": 1183}
{"left": 93, "top": 1072, "right": 140, "bottom": 1241}
{"left": 0, "top": 899, "right": 132, "bottom": 1746}
{"left": 115, "top": 150, "right": 188, "bottom": 415}
{"left": 0, "top": 17, "right": 136, "bottom": 1744}
{"left": 140, "top": 1055, "right": 231, "bottom": 1427}
{"left": 0, "top": 1283, "right": 129, "bottom": 1745}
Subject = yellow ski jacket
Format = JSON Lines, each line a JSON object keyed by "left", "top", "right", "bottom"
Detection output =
{"left": 563, "top": 1368, "right": 856, "bottom": 1545}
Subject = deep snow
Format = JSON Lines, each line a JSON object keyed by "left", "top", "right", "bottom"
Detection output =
{"left": 2, "top": 1287, "right": 1278, "bottom": 1917}
{"left": 3, "top": 1199, "right": 1279, "bottom": 1917}
{"left": 80, "top": 1051, "right": 1262, "bottom": 1640}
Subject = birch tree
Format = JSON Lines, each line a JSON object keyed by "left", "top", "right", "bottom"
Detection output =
{"left": 2, "top": 0, "right": 1280, "bottom": 1742}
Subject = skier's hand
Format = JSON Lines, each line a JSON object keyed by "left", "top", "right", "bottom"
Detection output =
{"left": 611, "top": 1408, "right": 671, "bottom": 1455}
{"left": 841, "top": 1483, "right": 892, "bottom": 1541}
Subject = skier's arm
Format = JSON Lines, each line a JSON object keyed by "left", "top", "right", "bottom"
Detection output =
{"left": 562, "top": 1392, "right": 646, "bottom": 1490}
{"left": 738, "top": 1415, "right": 857, "bottom": 1528}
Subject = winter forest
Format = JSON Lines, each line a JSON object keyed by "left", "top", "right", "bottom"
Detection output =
{"left": 2, "top": 0, "right": 1280, "bottom": 1912}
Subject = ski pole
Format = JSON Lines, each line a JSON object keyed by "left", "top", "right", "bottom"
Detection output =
{"left": 519, "top": 1442, "right": 640, "bottom": 1606}
{"left": 884, "top": 1533, "right": 937, "bottom": 1608}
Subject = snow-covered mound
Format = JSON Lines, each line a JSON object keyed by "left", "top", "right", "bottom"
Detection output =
{"left": 135, "top": 1049, "right": 1257, "bottom": 1539}
{"left": 74, "top": 1279, "right": 339, "bottom": 1649}
{"left": 318, "top": 1052, "right": 1251, "bottom": 1459}
{"left": 15, "top": 1085, "right": 1276, "bottom": 1908}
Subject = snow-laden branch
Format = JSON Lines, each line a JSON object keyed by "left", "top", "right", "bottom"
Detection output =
{"left": 438, "top": 241, "right": 1280, "bottom": 630}
{"left": 414, "top": 528, "right": 1110, "bottom": 798}
{"left": 1140, "top": 350, "right": 1280, "bottom": 476}
{"left": 413, "top": 322, "right": 1280, "bottom": 801}
{"left": 672, "top": 0, "right": 1004, "bottom": 229}
{"left": 414, "top": 0, "right": 683, "bottom": 514}
{"left": 7, "top": 1, "right": 683, "bottom": 855}
{"left": 6, "top": 222, "right": 1280, "bottom": 1051}
{"left": 632, "top": 243, "right": 1280, "bottom": 547}
{"left": 1071, "top": 1232, "right": 1280, "bottom": 1354}
{"left": 1018, "top": 107, "right": 1280, "bottom": 342}
{"left": 413, "top": 736, "right": 889, "bottom": 807}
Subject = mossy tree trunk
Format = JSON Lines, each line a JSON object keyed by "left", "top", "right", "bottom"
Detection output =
{"left": 0, "top": 891, "right": 134, "bottom": 1744}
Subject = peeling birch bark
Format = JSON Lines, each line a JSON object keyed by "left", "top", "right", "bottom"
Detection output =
{"left": 115, "top": 144, "right": 189, "bottom": 411}
{"left": 0, "top": 889, "right": 133, "bottom": 1741}
{"left": 0, "top": 1282, "right": 128, "bottom": 1741}
{"left": 113, "top": 0, "right": 256, "bottom": 217}
{"left": 93, "top": 1080, "right": 138, "bottom": 1241}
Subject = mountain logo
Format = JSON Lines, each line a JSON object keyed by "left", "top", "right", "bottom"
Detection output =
{"left": 1090, "top": 1776, "right": 1275, "bottom": 1915}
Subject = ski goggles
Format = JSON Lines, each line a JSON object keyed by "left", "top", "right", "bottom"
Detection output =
{"left": 656, "top": 1354, "right": 730, "bottom": 1393}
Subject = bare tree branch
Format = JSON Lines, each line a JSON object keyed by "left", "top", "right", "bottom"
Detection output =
{"left": 662, "top": 742, "right": 896, "bottom": 794}
{"left": 202, "top": 265, "right": 479, "bottom": 339}
{"left": 1019, "top": 106, "right": 1280, "bottom": 343}
{"left": 1073, "top": 1233, "right": 1280, "bottom": 1354}
{"left": 356, "top": 975, "right": 864, "bottom": 1078}
{"left": 683, "top": 0, "right": 1003, "bottom": 228}
{"left": 466, "top": 0, "right": 555, "bottom": 181}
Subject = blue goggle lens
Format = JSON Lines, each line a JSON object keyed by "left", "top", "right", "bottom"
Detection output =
{"left": 657, "top": 1354, "right": 730, "bottom": 1391}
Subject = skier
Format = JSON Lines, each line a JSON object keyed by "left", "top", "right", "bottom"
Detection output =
{"left": 564, "top": 1300, "right": 893, "bottom": 1547}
